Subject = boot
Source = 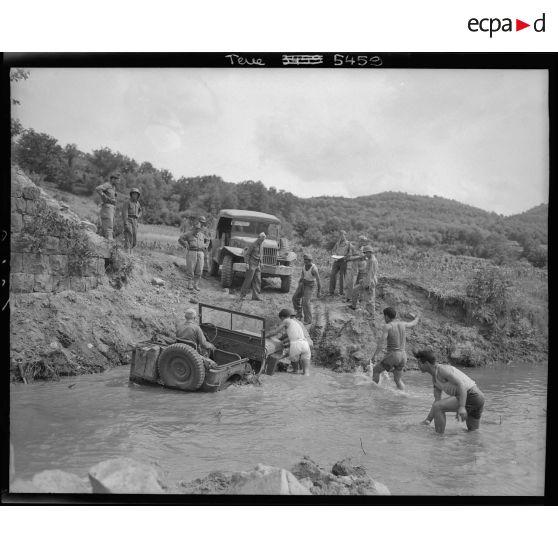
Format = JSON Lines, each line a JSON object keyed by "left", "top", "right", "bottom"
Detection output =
{"left": 193, "top": 281, "right": 201, "bottom": 292}
{"left": 187, "top": 282, "right": 193, "bottom": 290}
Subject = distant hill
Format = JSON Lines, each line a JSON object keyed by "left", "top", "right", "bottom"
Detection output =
{"left": 11, "top": 127, "right": 547, "bottom": 267}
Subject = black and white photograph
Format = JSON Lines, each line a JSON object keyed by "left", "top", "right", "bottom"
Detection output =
{"left": 4, "top": 54, "right": 550, "bottom": 500}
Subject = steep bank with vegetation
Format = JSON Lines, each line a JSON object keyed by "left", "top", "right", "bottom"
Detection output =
{"left": 9, "top": 170, "right": 547, "bottom": 382}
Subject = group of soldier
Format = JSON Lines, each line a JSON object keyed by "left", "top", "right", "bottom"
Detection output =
{"left": 95, "top": 172, "right": 142, "bottom": 254}
{"left": 95, "top": 175, "right": 485, "bottom": 434}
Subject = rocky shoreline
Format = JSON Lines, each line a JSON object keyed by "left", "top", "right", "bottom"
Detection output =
{"left": 10, "top": 455, "right": 390, "bottom": 496}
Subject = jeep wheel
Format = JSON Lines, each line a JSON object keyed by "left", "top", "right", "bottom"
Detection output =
{"left": 158, "top": 343, "right": 206, "bottom": 391}
{"left": 210, "top": 258, "right": 219, "bottom": 276}
{"left": 280, "top": 275, "right": 292, "bottom": 293}
{"left": 221, "top": 255, "right": 234, "bottom": 287}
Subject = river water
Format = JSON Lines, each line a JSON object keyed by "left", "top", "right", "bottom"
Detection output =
{"left": 10, "top": 363, "right": 547, "bottom": 495}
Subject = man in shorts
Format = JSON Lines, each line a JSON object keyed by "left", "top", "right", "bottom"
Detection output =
{"left": 414, "top": 349, "right": 485, "bottom": 434}
{"left": 266, "top": 308, "right": 312, "bottom": 376}
{"left": 371, "top": 306, "right": 420, "bottom": 390}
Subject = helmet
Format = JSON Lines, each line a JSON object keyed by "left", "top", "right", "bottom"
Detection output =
{"left": 110, "top": 172, "right": 121, "bottom": 179}
{"left": 198, "top": 216, "right": 207, "bottom": 223}
{"left": 129, "top": 188, "right": 141, "bottom": 196}
{"left": 184, "top": 308, "right": 197, "bottom": 320}
{"left": 363, "top": 245, "right": 374, "bottom": 253}
{"left": 303, "top": 253, "right": 313, "bottom": 261}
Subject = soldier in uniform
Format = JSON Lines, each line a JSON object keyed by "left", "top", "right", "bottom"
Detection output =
{"left": 178, "top": 216, "right": 207, "bottom": 291}
{"left": 349, "top": 245, "right": 379, "bottom": 321}
{"left": 238, "top": 232, "right": 266, "bottom": 301}
{"left": 292, "top": 254, "right": 321, "bottom": 324}
{"left": 95, "top": 172, "right": 120, "bottom": 240}
{"left": 121, "top": 188, "right": 142, "bottom": 253}
{"left": 329, "top": 229, "right": 351, "bottom": 296}
{"left": 344, "top": 235, "right": 369, "bottom": 302}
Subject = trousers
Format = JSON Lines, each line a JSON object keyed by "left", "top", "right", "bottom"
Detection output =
{"left": 240, "top": 264, "right": 261, "bottom": 298}
{"left": 292, "top": 281, "right": 315, "bottom": 324}
{"left": 99, "top": 204, "right": 115, "bottom": 241}
{"left": 124, "top": 218, "right": 138, "bottom": 249}
{"left": 185, "top": 251, "right": 204, "bottom": 284}
{"left": 351, "top": 283, "right": 376, "bottom": 316}
{"left": 329, "top": 259, "right": 347, "bottom": 295}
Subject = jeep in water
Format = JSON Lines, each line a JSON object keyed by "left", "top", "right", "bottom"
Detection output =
{"left": 209, "top": 209, "right": 297, "bottom": 292}
{"left": 129, "top": 303, "right": 284, "bottom": 392}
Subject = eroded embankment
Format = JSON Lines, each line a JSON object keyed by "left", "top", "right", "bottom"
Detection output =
{"left": 10, "top": 249, "right": 547, "bottom": 383}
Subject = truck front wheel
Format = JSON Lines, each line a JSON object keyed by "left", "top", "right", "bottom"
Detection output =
{"left": 280, "top": 275, "right": 292, "bottom": 293}
{"left": 221, "top": 255, "right": 234, "bottom": 288}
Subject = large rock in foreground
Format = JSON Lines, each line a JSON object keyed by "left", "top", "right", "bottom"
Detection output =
{"left": 228, "top": 464, "right": 311, "bottom": 495}
{"left": 88, "top": 458, "right": 164, "bottom": 494}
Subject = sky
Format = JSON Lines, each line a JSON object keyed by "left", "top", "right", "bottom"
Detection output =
{"left": 11, "top": 67, "right": 549, "bottom": 216}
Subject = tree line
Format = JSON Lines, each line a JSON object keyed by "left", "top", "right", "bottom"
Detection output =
{"left": 11, "top": 127, "right": 547, "bottom": 268}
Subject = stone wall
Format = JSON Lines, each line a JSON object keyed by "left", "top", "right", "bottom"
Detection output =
{"left": 10, "top": 166, "right": 111, "bottom": 294}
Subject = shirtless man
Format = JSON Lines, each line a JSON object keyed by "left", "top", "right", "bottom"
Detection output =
{"left": 371, "top": 307, "right": 420, "bottom": 390}
{"left": 415, "top": 349, "right": 485, "bottom": 434}
{"left": 266, "top": 308, "right": 312, "bottom": 376}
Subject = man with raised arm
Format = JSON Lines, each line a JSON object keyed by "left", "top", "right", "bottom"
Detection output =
{"left": 415, "top": 349, "right": 485, "bottom": 434}
{"left": 371, "top": 306, "right": 420, "bottom": 390}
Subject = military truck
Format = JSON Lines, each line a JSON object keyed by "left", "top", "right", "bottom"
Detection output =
{"left": 129, "top": 303, "right": 284, "bottom": 392}
{"left": 209, "top": 209, "right": 297, "bottom": 292}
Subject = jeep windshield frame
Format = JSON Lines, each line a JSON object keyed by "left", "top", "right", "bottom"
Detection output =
{"left": 199, "top": 303, "right": 265, "bottom": 338}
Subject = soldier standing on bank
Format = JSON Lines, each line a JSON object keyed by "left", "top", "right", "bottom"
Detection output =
{"left": 349, "top": 245, "right": 379, "bottom": 321}
{"left": 121, "top": 188, "right": 142, "bottom": 254}
{"left": 329, "top": 229, "right": 351, "bottom": 296}
{"left": 178, "top": 216, "right": 207, "bottom": 292}
{"left": 95, "top": 172, "right": 120, "bottom": 240}
{"left": 345, "top": 235, "right": 369, "bottom": 303}
{"left": 238, "top": 232, "right": 266, "bottom": 301}
{"left": 292, "top": 253, "right": 321, "bottom": 324}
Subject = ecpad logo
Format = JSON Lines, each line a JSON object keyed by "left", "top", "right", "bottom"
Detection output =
{"left": 468, "top": 13, "right": 546, "bottom": 37}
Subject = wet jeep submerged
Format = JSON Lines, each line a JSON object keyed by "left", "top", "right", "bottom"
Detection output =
{"left": 209, "top": 209, "right": 297, "bottom": 292}
{"left": 129, "top": 303, "right": 284, "bottom": 392}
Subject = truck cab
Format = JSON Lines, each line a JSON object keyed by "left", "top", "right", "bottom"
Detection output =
{"left": 209, "top": 209, "right": 297, "bottom": 292}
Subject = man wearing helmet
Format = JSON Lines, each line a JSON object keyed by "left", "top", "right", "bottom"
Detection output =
{"left": 95, "top": 172, "right": 120, "bottom": 240}
{"left": 178, "top": 216, "right": 208, "bottom": 291}
{"left": 176, "top": 308, "right": 216, "bottom": 354}
{"left": 121, "top": 188, "right": 143, "bottom": 253}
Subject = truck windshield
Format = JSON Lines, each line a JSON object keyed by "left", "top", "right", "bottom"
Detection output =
{"left": 231, "top": 220, "right": 279, "bottom": 239}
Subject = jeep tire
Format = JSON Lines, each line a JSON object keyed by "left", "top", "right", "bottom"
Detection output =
{"left": 158, "top": 343, "right": 206, "bottom": 391}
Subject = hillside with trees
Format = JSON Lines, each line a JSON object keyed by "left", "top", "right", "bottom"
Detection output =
{"left": 11, "top": 127, "right": 548, "bottom": 268}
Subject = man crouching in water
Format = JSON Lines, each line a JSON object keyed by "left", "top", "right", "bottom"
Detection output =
{"left": 415, "top": 349, "right": 485, "bottom": 434}
{"left": 266, "top": 308, "right": 312, "bottom": 376}
{"left": 371, "top": 306, "right": 420, "bottom": 390}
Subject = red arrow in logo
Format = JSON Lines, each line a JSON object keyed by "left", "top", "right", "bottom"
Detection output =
{"left": 516, "top": 19, "right": 530, "bottom": 31}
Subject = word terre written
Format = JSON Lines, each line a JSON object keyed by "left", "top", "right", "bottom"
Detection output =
{"left": 225, "top": 54, "right": 383, "bottom": 66}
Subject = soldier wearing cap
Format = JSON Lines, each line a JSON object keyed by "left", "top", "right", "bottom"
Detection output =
{"left": 176, "top": 308, "right": 215, "bottom": 353}
{"left": 329, "top": 229, "right": 351, "bottom": 296}
{"left": 238, "top": 232, "right": 266, "bottom": 301}
{"left": 349, "top": 245, "right": 378, "bottom": 321}
{"left": 292, "top": 253, "right": 321, "bottom": 324}
{"left": 121, "top": 188, "right": 143, "bottom": 253}
{"left": 178, "top": 216, "right": 208, "bottom": 291}
{"left": 95, "top": 172, "right": 120, "bottom": 240}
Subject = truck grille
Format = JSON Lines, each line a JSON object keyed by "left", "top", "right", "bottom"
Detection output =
{"left": 262, "top": 247, "right": 278, "bottom": 265}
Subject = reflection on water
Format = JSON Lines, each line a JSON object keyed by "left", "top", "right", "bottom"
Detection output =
{"left": 10, "top": 363, "right": 547, "bottom": 495}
